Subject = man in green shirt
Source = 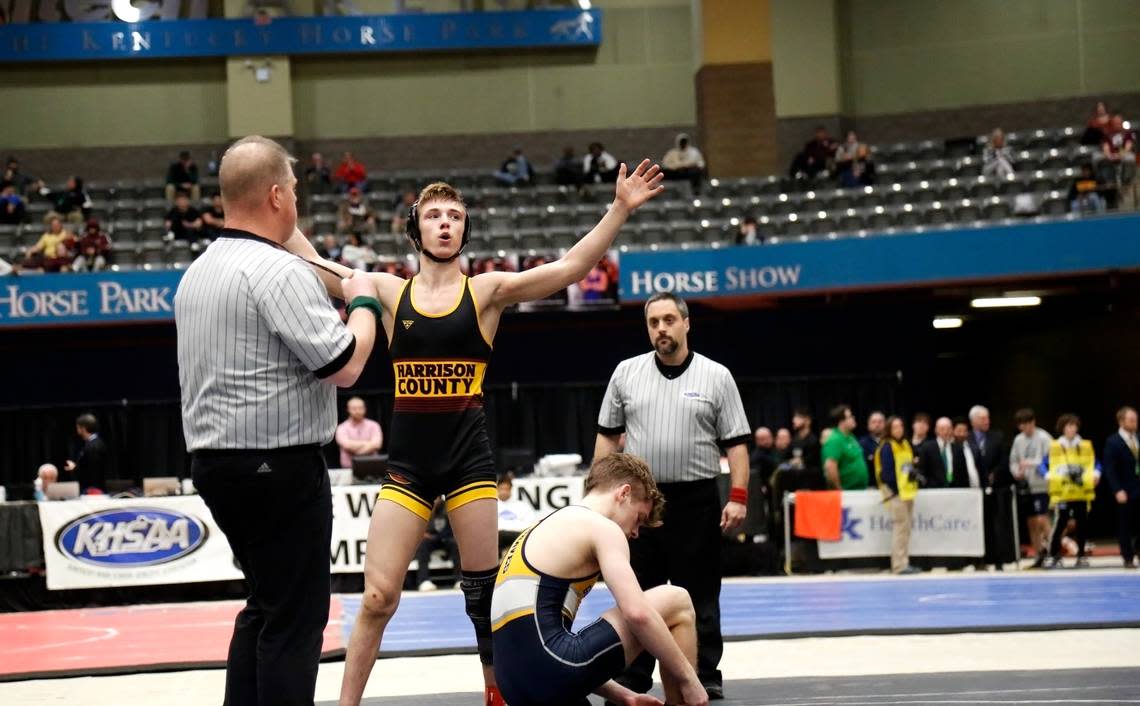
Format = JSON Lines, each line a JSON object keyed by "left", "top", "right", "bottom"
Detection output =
{"left": 821, "top": 404, "right": 869, "bottom": 490}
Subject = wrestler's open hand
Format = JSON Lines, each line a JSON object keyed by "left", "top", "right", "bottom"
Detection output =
{"left": 614, "top": 159, "right": 665, "bottom": 212}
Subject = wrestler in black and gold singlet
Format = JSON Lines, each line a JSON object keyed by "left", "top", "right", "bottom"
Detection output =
{"left": 378, "top": 276, "right": 498, "bottom": 520}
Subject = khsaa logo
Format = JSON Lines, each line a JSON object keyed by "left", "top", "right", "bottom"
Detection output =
{"left": 56, "top": 507, "right": 208, "bottom": 567}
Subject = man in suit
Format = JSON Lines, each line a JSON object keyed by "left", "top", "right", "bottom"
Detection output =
{"left": 968, "top": 405, "right": 1012, "bottom": 567}
{"left": 910, "top": 413, "right": 939, "bottom": 487}
{"left": 948, "top": 417, "right": 982, "bottom": 489}
{"left": 64, "top": 413, "right": 108, "bottom": 493}
{"left": 1103, "top": 406, "right": 1140, "bottom": 569}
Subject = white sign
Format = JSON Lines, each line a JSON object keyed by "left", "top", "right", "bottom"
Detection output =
{"left": 39, "top": 477, "right": 588, "bottom": 589}
{"left": 812, "top": 489, "right": 984, "bottom": 559}
{"left": 38, "top": 495, "right": 243, "bottom": 590}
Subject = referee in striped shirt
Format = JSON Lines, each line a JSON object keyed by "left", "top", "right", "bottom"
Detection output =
{"left": 175, "top": 136, "right": 378, "bottom": 706}
{"left": 595, "top": 291, "right": 750, "bottom": 702}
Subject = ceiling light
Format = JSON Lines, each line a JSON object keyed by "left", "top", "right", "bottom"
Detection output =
{"left": 932, "top": 317, "right": 963, "bottom": 329}
{"left": 970, "top": 296, "right": 1041, "bottom": 308}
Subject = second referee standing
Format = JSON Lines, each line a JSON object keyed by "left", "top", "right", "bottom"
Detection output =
{"left": 595, "top": 292, "right": 751, "bottom": 702}
{"left": 175, "top": 136, "right": 378, "bottom": 706}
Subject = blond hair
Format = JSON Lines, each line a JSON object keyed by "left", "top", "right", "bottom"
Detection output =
{"left": 585, "top": 453, "right": 665, "bottom": 527}
{"left": 416, "top": 182, "right": 466, "bottom": 210}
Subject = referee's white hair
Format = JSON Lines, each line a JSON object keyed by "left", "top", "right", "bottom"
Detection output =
{"left": 968, "top": 405, "right": 989, "bottom": 423}
{"left": 219, "top": 135, "right": 297, "bottom": 211}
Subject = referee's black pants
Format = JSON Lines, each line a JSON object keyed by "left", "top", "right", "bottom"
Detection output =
{"left": 616, "top": 478, "right": 723, "bottom": 694}
{"left": 192, "top": 445, "right": 332, "bottom": 706}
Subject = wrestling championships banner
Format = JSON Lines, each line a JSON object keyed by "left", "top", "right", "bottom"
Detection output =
{"left": 39, "top": 477, "right": 583, "bottom": 588}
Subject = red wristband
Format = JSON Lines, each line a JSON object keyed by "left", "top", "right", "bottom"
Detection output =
{"left": 729, "top": 487, "right": 748, "bottom": 505}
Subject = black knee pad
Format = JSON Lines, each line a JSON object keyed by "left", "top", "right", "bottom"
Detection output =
{"left": 460, "top": 567, "right": 497, "bottom": 665}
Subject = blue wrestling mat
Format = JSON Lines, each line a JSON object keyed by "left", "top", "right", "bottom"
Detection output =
{"left": 342, "top": 571, "right": 1140, "bottom": 657}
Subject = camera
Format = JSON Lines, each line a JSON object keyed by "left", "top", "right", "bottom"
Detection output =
{"left": 1066, "top": 464, "right": 1084, "bottom": 483}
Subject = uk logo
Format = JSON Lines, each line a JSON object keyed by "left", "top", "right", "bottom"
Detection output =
{"left": 840, "top": 507, "right": 863, "bottom": 540}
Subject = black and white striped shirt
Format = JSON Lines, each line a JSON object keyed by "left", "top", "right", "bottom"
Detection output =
{"left": 175, "top": 230, "right": 355, "bottom": 451}
{"left": 598, "top": 351, "right": 750, "bottom": 483}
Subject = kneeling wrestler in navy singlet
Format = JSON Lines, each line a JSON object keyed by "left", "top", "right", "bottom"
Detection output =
{"left": 492, "top": 454, "right": 708, "bottom": 706}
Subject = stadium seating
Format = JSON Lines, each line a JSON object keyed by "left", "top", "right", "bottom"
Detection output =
{"left": 2, "top": 125, "right": 1129, "bottom": 270}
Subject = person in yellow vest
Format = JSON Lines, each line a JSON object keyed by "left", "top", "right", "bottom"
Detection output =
{"left": 1046, "top": 414, "right": 1100, "bottom": 569}
{"left": 875, "top": 416, "right": 921, "bottom": 574}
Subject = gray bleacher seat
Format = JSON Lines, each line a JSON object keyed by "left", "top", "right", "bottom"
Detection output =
{"left": 517, "top": 229, "right": 548, "bottom": 252}
{"left": 782, "top": 214, "right": 807, "bottom": 236}
{"left": 982, "top": 197, "right": 1013, "bottom": 220}
{"left": 489, "top": 231, "right": 516, "bottom": 252}
{"left": 894, "top": 205, "right": 922, "bottom": 227}
{"left": 865, "top": 208, "right": 894, "bottom": 231}
{"left": 549, "top": 227, "right": 578, "bottom": 250}
{"left": 514, "top": 206, "right": 543, "bottom": 230}
{"left": 837, "top": 212, "right": 864, "bottom": 232}
{"left": 1040, "top": 191, "right": 1068, "bottom": 216}
{"left": 808, "top": 214, "right": 837, "bottom": 235}
{"left": 952, "top": 200, "right": 983, "bottom": 223}
{"left": 923, "top": 203, "right": 951, "bottom": 225}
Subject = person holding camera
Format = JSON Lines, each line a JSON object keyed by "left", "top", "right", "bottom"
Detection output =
{"left": 1045, "top": 414, "right": 1099, "bottom": 569}
{"left": 875, "top": 416, "right": 921, "bottom": 574}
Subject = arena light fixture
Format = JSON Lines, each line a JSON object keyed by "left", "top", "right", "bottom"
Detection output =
{"left": 970, "top": 295, "right": 1042, "bottom": 309}
{"left": 932, "top": 317, "right": 963, "bottom": 329}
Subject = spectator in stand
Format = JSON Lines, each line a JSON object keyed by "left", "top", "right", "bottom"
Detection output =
{"left": 495, "top": 472, "right": 537, "bottom": 554}
{"left": 316, "top": 233, "right": 341, "bottom": 261}
{"left": 1010, "top": 408, "right": 1054, "bottom": 568}
{"left": 33, "top": 463, "right": 59, "bottom": 502}
{"left": 791, "top": 408, "right": 821, "bottom": 472}
{"left": 304, "top": 152, "right": 333, "bottom": 195}
{"left": 821, "top": 404, "right": 868, "bottom": 490}
{"left": 164, "top": 191, "right": 204, "bottom": 244}
{"left": 71, "top": 218, "right": 111, "bottom": 272}
{"left": 578, "top": 259, "right": 611, "bottom": 302}
{"left": 875, "top": 415, "right": 920, "bottom": 574}
{"left": 661, "top": 133, "right": 706, "bottom": 193}
{"left": 583, "top": 142, "right": 620, "bottom": 185}
{"left": 982, "top": 128, "right": 1015, "bottom": 180}
{"left": 1103, "top": 406, "right": 1139, "bottom": 569}
{"left": 337, "top": 187, "right": 377, "bottom": 235}
{"left": 735, "top": 216, "right": 762, "bottom": 246}
{"left": 969, "top": 404, "right": 1013, "bottom": 569}
{"left": 1082, "top": 101, "right": 1113, "bottom": 146}
{"left": 414, "top": 500, "right": 459, "bottom": 592}
{"left": 774, "top": 427, "right": 793, "bottom": 463}
{"left": 1068, "top": 162, "right": 1107, "bottom": 214}
{"left": 201, "top": 193, "right": 225, "bottom": 239}
{"left": 494, "top": 147, "right": 534, "bottom": 187}
{"left": 859, "top": 411, "right": 886, "bottom": 488}
{"left": 834, "top": 131, "right": 875, "bottom": 188}
{"left": 750, "top": 427, "right": 778, "bottom": 477}
{"left": 554, "top": 146, "right": 582, "bottom": 187}
{"left": 0, "top": 184, "right": 25, "bottom": 224}
{"left": 789, "top": 126, "right": 836, "bottom": 181}
{"left": 2, "top": 157, "right": 37, "bottom": 196}
{"left": 333, "top": 151, "right": 368, "bottom": 194}
{"left": 340, "top": 231, "right": 377, "bottom": 271}
{"left": 334, "top": 396, "right": 383, "bottom": 470}
{"left": 390, "top": 190, "right": 416, "bottom": 234}
{"left": 23, "top": 217, "right": 72, "bottom": 272}
{"left": 1045, "top": 414, "right": 1098, "bottom": 569}
{"left": 64, "top": 413, "right": 108, "bottom": 493}
{"left": 1099, "top": 114, "right": 1136, "bottom": 207}
{"left": 165, "top": 150, "right": 200, "bottom": 202}
{"left": 43, "top": 176, "right": 91, "bottom": 224}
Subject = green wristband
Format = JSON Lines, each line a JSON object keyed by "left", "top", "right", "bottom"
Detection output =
{"left": 346, "top": 295, "right": 383, "bottom": 322}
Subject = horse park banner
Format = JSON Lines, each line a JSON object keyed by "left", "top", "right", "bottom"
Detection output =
{"left": 0, "top": 8, "right": 602, "bottom": 62}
